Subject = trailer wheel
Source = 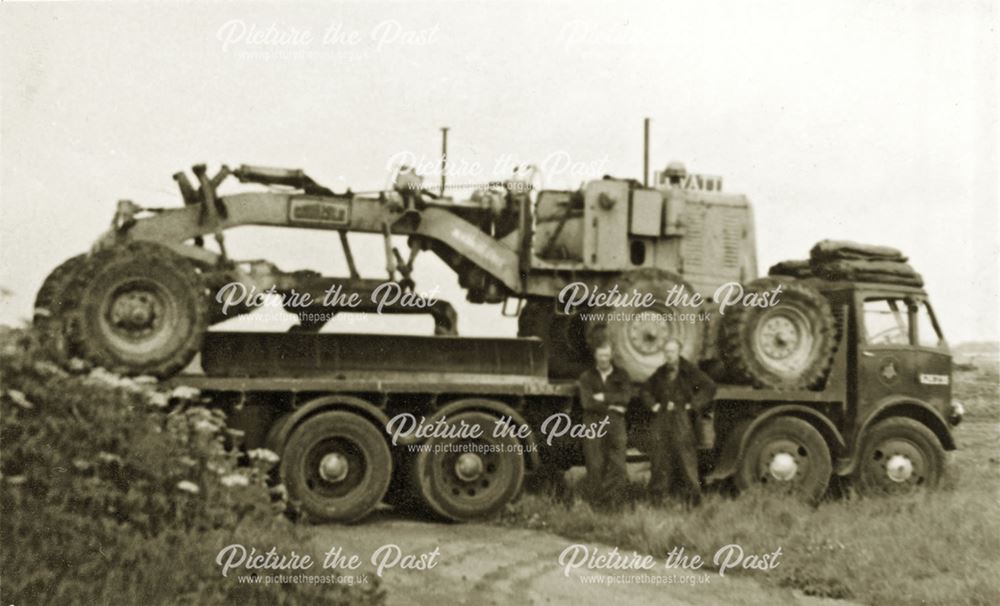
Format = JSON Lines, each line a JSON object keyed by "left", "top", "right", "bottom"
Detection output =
{"left": 66, "top": 242, "right": 207, "bottom": 378}
{"left": 720, "top": 278, "right": 835, "bottom": 390}
{"left": 412, "top": 411, "right": 525, "bottom": 522}
{"left": 855, "top": 418, "right": 944, "bottom": 496}
{"left": 735, "top": 416, "right": 832, "bottom": 502}
{"left": 34, "top": 253, "right": 88, "bottom": 364}
{"left": 281, "top": 411, "right": 392, "bottom": 523}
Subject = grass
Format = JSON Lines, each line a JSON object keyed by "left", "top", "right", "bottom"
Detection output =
{"left": 500, "top": 364, "right": 1000, "bottom": 606}
{"left": 1, "top": 327, "right": 386, "bottom": 606}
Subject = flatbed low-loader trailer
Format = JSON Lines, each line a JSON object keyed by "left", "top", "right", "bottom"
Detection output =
{"left": 166, "top": 281, "right": 963, "bottom": 524}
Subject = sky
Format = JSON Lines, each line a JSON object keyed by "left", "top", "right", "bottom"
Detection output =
{"left": 1, "top": 0, "right": 997, "bottom": 343}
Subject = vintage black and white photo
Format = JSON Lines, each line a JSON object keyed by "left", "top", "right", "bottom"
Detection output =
{"left": 1, "top": 2, "right": 997, "bottom": 605}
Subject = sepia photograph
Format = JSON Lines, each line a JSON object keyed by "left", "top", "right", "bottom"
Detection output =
{"left": 1, "top": 1, "right": 997, "bottom": 605}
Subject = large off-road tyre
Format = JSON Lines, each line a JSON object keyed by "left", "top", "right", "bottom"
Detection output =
{"left": 411, "top": 410, "right": 525, "bottom": 522}
{"left": 518, "top": 299, "right": 591, "bottom": 379}
{"left": 719, "top": 277, "right": 835, "bottom": 390}
{"left": 281, "top": 411, "right": 392, "bottom": 523}
{"left": 854, "top": 418, "right": 945, "bottom": 496}
{"left": 34, "top": 253, "right": 88, "bottom": 363}
{"left": 586, "top": 268, "right": 705, "bottom": 381}
{"left": 735, "top": 416, "right": 833, "bottom": 502}
{"left": 66, "top": 241, "right": 207, "bottom": 378}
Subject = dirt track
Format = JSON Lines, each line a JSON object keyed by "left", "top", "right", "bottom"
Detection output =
{"left": 308, "top": 513, "right": 856, "bottom": 606}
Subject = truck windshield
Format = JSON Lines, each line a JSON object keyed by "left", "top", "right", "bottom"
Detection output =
{"left": 863, "top": 299, "right": 910, "bottom": 345}
{"left": 915, "top": 301, "right": 945, "bottom": 348}
{"left": 864, "top": 298, "right": 944, "bottom": 348}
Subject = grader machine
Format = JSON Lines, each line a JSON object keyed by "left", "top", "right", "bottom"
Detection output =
{"left": 34, "top": 159, "right": 791, "bottom": 385}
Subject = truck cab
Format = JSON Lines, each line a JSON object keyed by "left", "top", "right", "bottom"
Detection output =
{"left": 838, "top": 282, "right": 960, "bottom": 489}
{"left": 706, "top": 280, "right": 962, "bottom": 498}
{"left": 840, "top": 281, "right": 956, "bottom": 430}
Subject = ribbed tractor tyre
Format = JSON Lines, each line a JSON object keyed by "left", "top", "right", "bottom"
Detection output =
{"left": 34, "top": 253, "right": 88, "bottom": 364}
{"left": 66, "top": 241, "right": 208, "bottom": 378}
{"left": 518, "top": 299, "right": 591, "bottom": 379}
{"left": 719, "top": 277, "right": 835, "bottom": 390}
{"left": 585, "top": 268, "right": 705, "bottom": 382}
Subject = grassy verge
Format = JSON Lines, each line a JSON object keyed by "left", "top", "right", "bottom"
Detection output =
{"left": 0, "top": 327, "right": 385, "bottom": 605}
{"left": 501, "top": 366, "right": 1000, "bottom": 606}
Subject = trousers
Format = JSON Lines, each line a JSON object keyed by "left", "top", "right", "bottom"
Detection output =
{"left": 647, "top": 409, "right": 701, "bottom": 503}
{"left": 581, "top": 411, "right": 627, "bottom": 504}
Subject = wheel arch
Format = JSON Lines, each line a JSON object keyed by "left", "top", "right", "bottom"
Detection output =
{"left": 839, "top": 396, "right": 955, "bottom": 477}
{"left": 266, "top": 394, "right": 390, "bottom": 455}
{"left": 706, "top": 404, "right": 845, "bottom": 483}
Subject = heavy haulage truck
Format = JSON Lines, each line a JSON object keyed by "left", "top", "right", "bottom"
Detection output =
{"left": 35, "top": 154, "right": 964, "bottom": 523}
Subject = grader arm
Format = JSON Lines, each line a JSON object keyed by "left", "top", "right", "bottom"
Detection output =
{"left": 94, "top": 164, "right": 527, "bottom": 299}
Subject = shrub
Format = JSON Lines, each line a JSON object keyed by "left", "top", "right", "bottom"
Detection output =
{"left": 0, "top": 327, "right": 384, "bottom": 605}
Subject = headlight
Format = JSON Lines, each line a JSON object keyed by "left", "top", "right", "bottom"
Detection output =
{"left": 949, "top": 400, "right": 965, "bottom": 426}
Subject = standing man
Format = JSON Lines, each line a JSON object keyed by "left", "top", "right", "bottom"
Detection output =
{"left": 641, "top": 337, "right": 717, "bottom": 506}
{"left": 578, "top": 341, "right": 632, "bottom": 508}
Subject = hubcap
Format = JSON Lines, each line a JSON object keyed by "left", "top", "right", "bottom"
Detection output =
{"left": 759, "top": 316, "right": 799, "bottom": 359}
{"left": 866, "top": 436, "right": 927, "bottom": 492}
{"left": 753, "top": 307, "right": 815, "bottom": 375}
{"left": 885, "top": 454, "right": 914, "bottom": 483}
{"left": 769, "top": 452, "right": 799, "bottom": 481}
{"left": 110, "top": 290, "right": 162, "bottom": 333}
{"left": 626, "top": 320, "right": 668, "bottom": 355}
{"left": 101, "top": 279, "right": 179, "bottom": 356}
{"left": 454, "top": 453, "right": 485, "bottom": 482}
{"left": 319, "top": 452, "right": 349, "bottom": 483}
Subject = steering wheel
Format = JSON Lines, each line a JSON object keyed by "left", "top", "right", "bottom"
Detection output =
{"left": 869, "top": 326, "right": 907, "bottom": 345}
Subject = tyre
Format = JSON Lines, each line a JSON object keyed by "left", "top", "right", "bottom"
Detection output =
{"left": 719, "top": 277, "right": 835, "bottom": 390}
{"left": 34, "top": 253, "right": 88, "bottom": 363}
{"left": 280, "top": 411, "right": 392, "bottom": 523}
{"left": 587, "top": 268, "right": 704, "bottom": 381}
{"left": 855, "top": 418, "right": 945, "bottom": 496}
{"left": 66, "top": 241, "right": 207, "bottom": 378}
{"left": 735, "top": 416, "right": 832, "bottom": 502}
{"left": 411, "top": 410, "right": 525, "bottom": 522}
{"left": 518, "top": 299, "right": 590, "bottom": 379}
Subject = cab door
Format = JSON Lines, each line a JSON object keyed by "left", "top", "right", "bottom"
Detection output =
{"left": 857, "top": 295, "right": 951, "bottom": 419}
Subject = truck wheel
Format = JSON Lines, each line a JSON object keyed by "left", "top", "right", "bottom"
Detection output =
{"left": 66, "top": 242, "right": 207, "bottom": 378}
{"left": 34, "top": 253, "right": 88, "bottom": 364}
{"left": 281, "top": 411, "right": 392, "bottom": 523}
{"left": 735, "top": 416, "right": 832, "bottom": 502}
{"left": 412, "top": 411, "right": 525, "bottom": 522}
{"left": 855, "top": 418, "right": 945, "bottom": 496}
{"left": 587, "top": 268, "right": 704, "bottom": 381}
{"left": 518, "top": 299, "right": 590, "bottom": 378}
{"left": 720, "top": 277, "right": 835, "bottom": 390}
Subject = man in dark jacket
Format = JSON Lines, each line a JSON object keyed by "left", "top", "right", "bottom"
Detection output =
{"left": 578, "top": 341, "right": 632, "bottom": 507}
{"left": 640, "top": 338, "right": 716, "bottom": 505}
